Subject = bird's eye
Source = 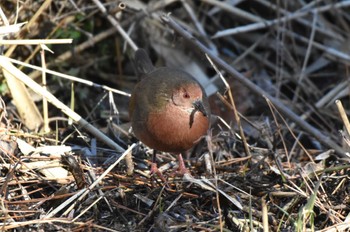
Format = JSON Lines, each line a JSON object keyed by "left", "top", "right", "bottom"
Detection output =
{"left": 183, "top": 92, "right": 190, "bottom": 99}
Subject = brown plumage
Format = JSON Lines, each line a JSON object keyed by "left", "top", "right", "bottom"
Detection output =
{"left": 129, "top": 49, "right": 210, "bottom": 174}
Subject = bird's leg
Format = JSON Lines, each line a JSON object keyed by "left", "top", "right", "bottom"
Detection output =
{"left": 150, "top": 150, "right": 167, "bottom": 182}
{"left": 177, "top": 153, "right": 190, "bottom": 175}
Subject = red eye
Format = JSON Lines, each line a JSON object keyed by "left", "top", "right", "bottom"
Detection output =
{"left": 183, "top": 92, "right": 190, "bottom": 98}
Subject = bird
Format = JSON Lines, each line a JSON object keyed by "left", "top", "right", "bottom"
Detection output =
{"left": 129, "top": 48, "right": 210, "bottom": 176}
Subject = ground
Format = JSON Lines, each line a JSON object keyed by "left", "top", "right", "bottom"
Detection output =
{"left": 0, "top": 1, "right": 350, "bottom": 231}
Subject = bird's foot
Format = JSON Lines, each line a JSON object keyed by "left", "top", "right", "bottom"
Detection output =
{"left": 176, "top": 154, "right": 190, "bottom": 176}
{"left": 150, "top": 162, "right": 167, "bottom": 182}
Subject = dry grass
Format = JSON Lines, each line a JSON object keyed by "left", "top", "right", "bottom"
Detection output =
{"left": 1, "top": 1, "right": 350, "bottom": 231}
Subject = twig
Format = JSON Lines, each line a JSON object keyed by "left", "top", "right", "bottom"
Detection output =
{"left": 40, "top": 48, "right": 50, "bottom": 133}
{"left": 258, "top": 0, "right": 344, "bottom": 41}
{"left": 293, "top": 10, "right": 318, "bottom": 103}
{"left": 0, "top": 22, "right": 27, "bottom": 35}
{"left": 91, "top": 0, "right": 138, "bottom": 51}
{"left": 282, "top": 28, "right": 350, "bottom": 64}
{"left": 42, "top": 144, "right": 135, "bottom": 219}
{"left": 4, "top": 56, "right": 130, "bottom": 97}
{"left": 205, "top": 54, "right": 251, "bottom": 157}
{"left": 0, "top": 39, "right": 73, "bottom": 44}
{"left": 0, "top": 56, "right": 125, "bottom": 153}
{"left": 212, "top": 1, "right": 350, "bottom": 38}
{"left": 28, "top": 27, "right": 118, "bottom": 80}
{"left": 202, "top": 0, "right": 262, "bottom": 23}
{"left": 335, "top": 100, "right": 350, "bottom": 137}
{"left": 2, "top": 0, "right": 55, "bottom": 130}
{"left": 181, "top": 1, "right": 217, "bottom": 54}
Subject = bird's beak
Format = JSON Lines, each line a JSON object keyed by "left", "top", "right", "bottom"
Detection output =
{"left": 188, "top": 99, "right": 208, "bottom": 128}
{"left": 192, "top": 99, "right": 208, "bottom": 117}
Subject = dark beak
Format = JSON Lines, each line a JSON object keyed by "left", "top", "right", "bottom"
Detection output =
{"left": 189, "top": 100, "right": 208, "bottom": 128}
{"left": 192, "top": 99, "right": 208, "bottom": 117}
